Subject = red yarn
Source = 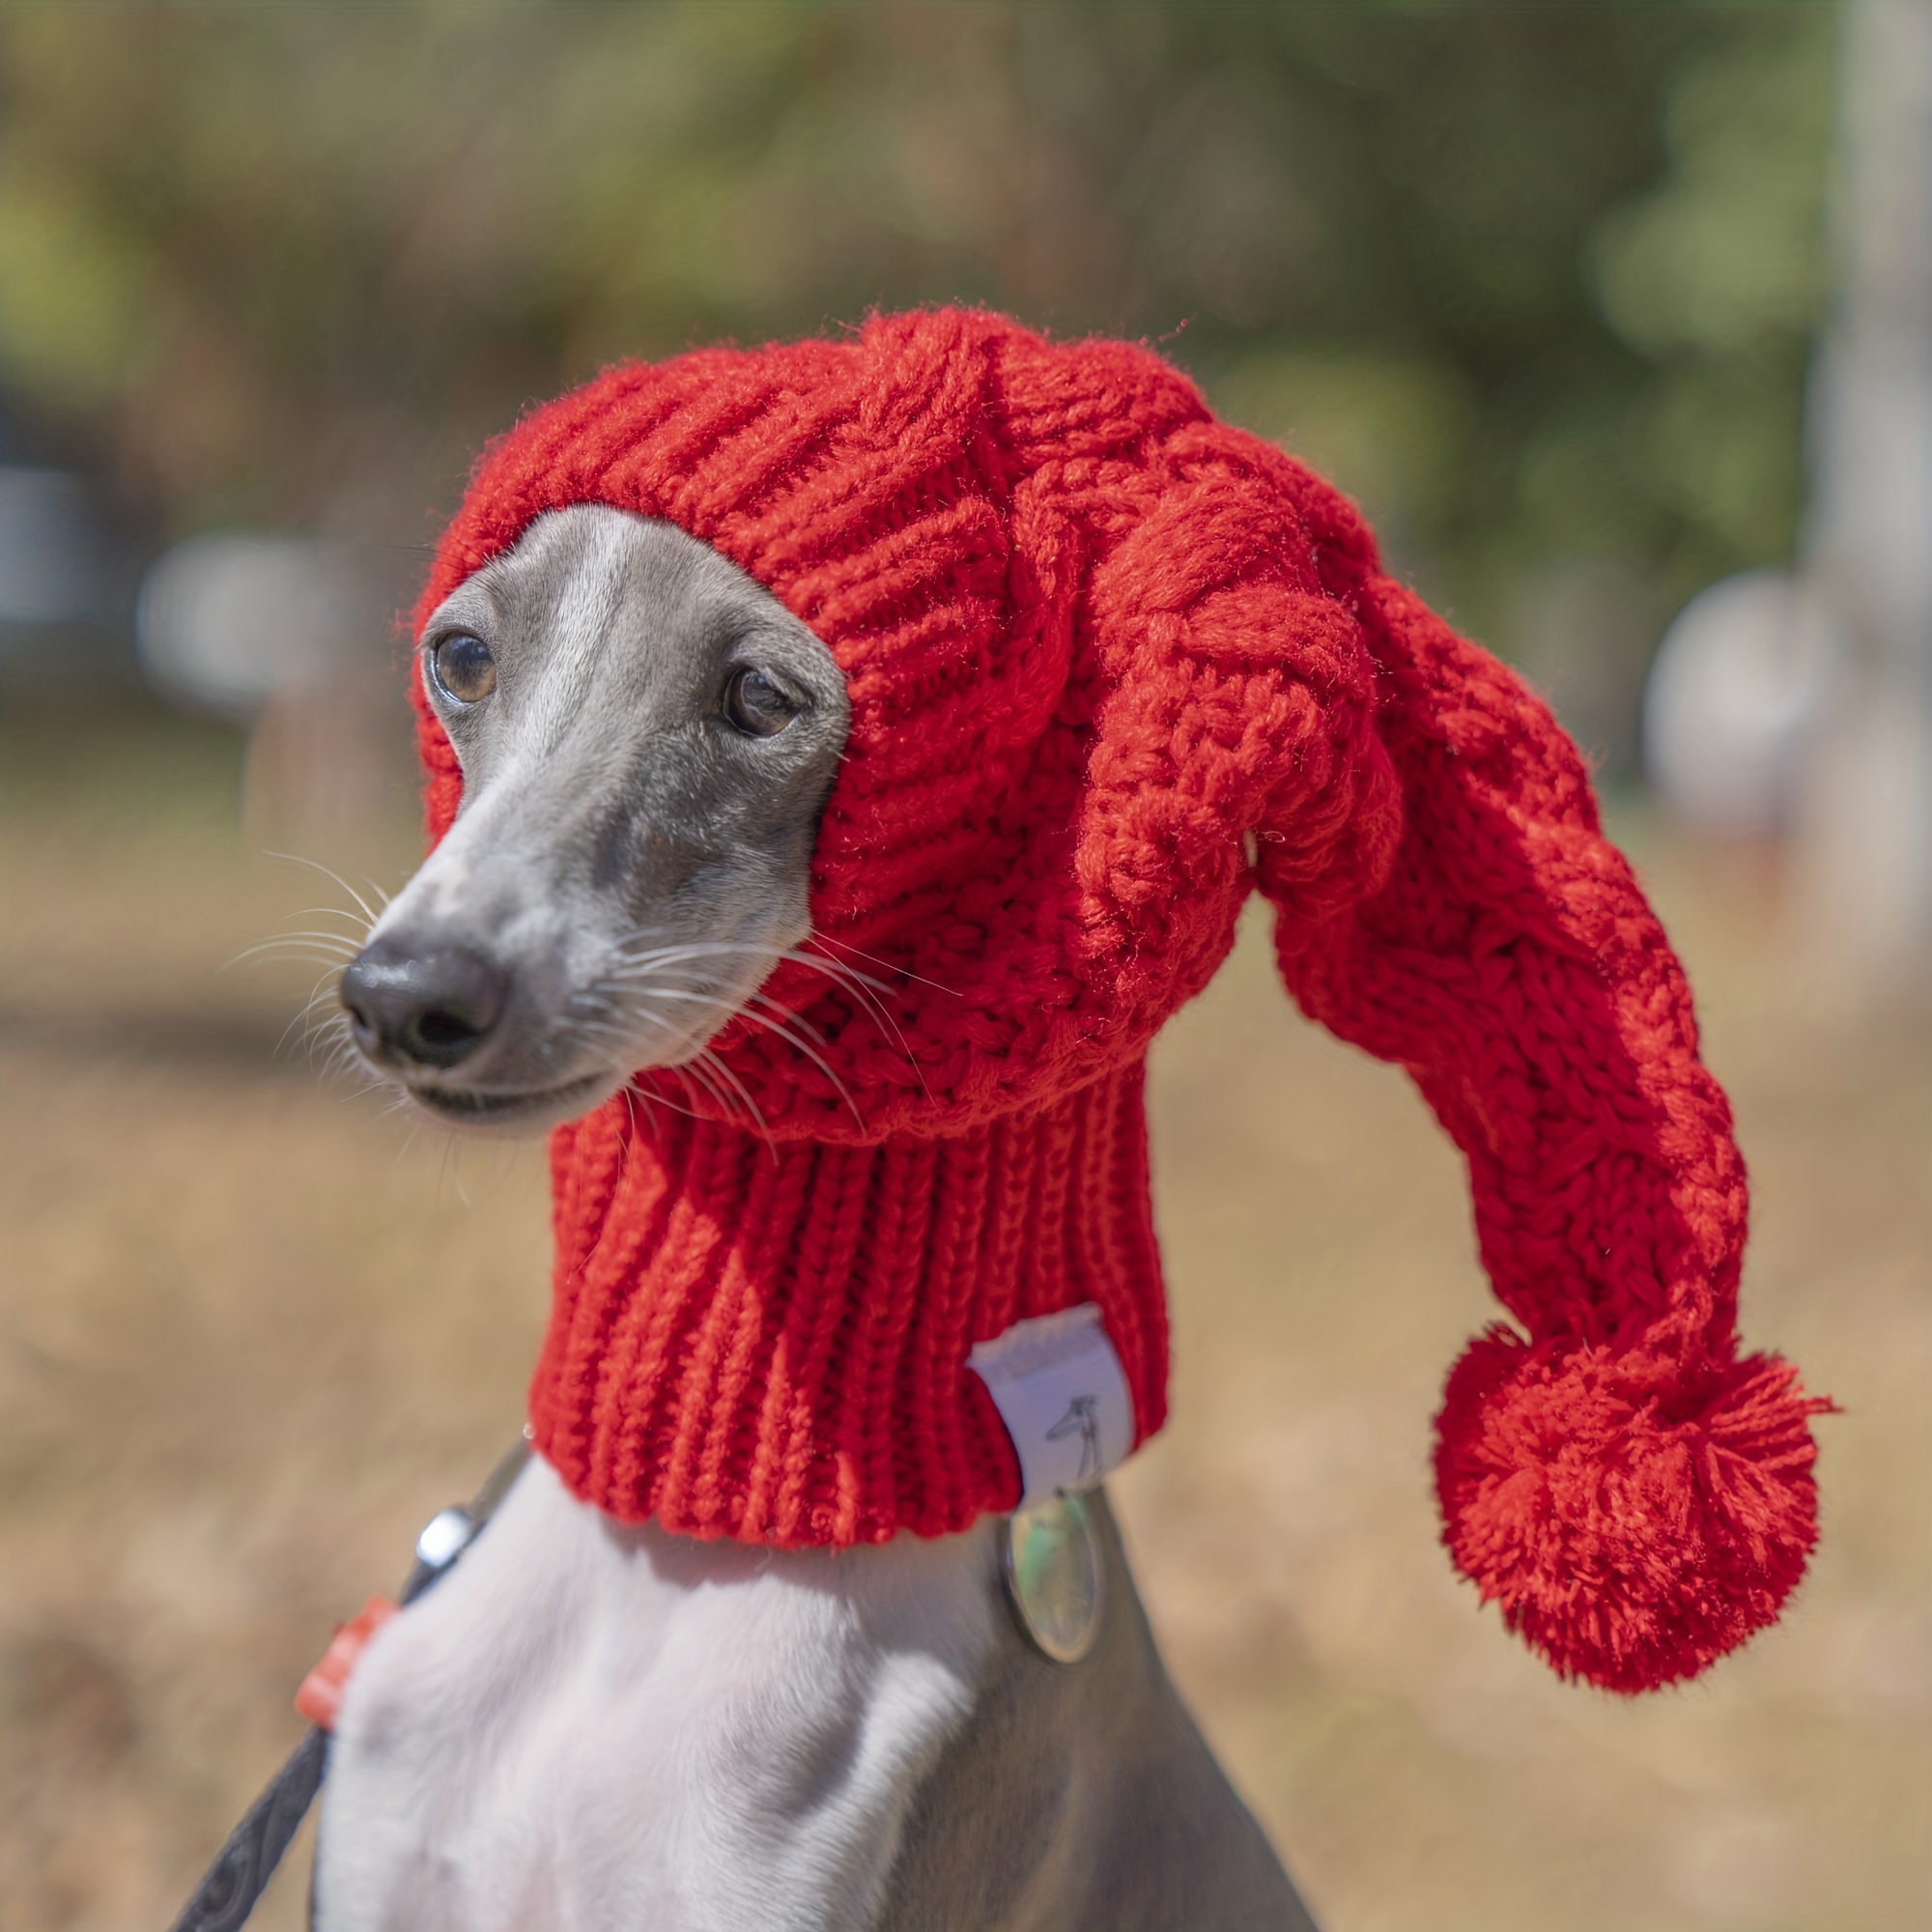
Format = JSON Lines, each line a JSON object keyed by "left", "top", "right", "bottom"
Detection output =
{"left": 534, "top": 1063, "right": 1161, "bottom": 1548}
{"left": 413, "top": 309, "right": 1827, "bottom": 1690}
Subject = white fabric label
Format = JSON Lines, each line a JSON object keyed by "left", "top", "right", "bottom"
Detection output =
{"left": 966, "top": 1304, "right": 1135, "bottom": 1507}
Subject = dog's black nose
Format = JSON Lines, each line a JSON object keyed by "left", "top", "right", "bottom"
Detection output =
{"left": 340, "top": 941, "right": 510, "bottom": 1070}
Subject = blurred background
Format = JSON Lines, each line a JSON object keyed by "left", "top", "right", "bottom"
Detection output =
{"left": 0, "top": 4, "right": 1925, "bottom": 1929}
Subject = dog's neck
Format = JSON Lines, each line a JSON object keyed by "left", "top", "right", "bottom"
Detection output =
{"left": 314, "top": 1454, "right": 1313, "bottom": 1932}
{"left": 533, "top": 1059, "right": 1167, "bottom": 1548}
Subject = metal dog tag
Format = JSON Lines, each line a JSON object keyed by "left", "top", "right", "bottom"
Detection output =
{"left": 1002, "top": 1491, "right": 1105, "bottom": 1664}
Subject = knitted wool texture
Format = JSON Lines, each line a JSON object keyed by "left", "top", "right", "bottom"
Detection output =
{"left": 412, "top": 309, "right": 1826, "bottom": 1693}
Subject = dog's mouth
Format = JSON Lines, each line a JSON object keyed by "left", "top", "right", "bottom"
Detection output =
{"left": 403, "top": 1068, "right": 616, "bottom": 1132}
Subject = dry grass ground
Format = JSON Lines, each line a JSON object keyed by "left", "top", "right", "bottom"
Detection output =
{"left": 1, "top": 689, "right": 1925, "bottom": 1931}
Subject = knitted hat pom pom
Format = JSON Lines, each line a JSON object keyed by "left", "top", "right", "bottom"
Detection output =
{"left": 1437, "top": 1333, "right": 1826, "bottom": 1690}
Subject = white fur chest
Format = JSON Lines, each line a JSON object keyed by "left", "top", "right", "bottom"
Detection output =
{"left": 313, "top": 1456, "right": 1002, "bottom": 1932}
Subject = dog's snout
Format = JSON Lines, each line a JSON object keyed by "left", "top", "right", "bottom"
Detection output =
{"left": 341, "top": 942, "right": 510, "bottom": 1070}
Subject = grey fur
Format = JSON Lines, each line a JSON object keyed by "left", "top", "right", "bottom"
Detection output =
{"left": 879, "top": 1492, "right": 1318, "bottom": 1932}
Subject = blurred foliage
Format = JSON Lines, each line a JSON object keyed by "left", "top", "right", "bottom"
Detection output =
{"left": 0, "top": 2, "right": 1837, "bottom": 697}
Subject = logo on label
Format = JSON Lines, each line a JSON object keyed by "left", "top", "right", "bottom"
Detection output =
{"left": 1046, "top": 1394, "right": 1103, "bottom": 1484}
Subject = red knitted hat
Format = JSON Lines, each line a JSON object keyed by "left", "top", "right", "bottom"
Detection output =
{"left": 412, "top": 309, "right": 1825, "bottom": 1692}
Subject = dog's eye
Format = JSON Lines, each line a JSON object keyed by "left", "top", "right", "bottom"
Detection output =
{"left": 723, "top": 667, "right": 800, "bottom": 738}
{"left": 428, "top": 633, "right": 497, "bottom": 706}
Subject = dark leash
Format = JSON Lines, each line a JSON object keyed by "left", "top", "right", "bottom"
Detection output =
{"left": 167, "top": 1436, "right": 534, "bottom": 1932}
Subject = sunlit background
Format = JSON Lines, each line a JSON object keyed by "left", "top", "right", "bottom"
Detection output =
{"left": 1, "top": 6, "right": 1924, "bottom": 1930}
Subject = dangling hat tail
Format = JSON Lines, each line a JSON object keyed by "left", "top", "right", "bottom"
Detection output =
{"left": 1264, "top": 572, "right": 1830, "bottom": 1693}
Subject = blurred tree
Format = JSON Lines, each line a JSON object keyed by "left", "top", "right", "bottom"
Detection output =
{"left": 0, "top": 2, "right": 1835, "bottom": 761}
{"left": 1593, "top": 18, "right": 1835, "bottom": 578}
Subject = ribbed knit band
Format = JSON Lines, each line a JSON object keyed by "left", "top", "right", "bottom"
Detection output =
{"left": 528, "top": 1061, "right": 1166, "bottom": 1547}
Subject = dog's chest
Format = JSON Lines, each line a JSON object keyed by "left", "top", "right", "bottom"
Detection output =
{"left": 312, "top": 1457, "right": 1001, "bottom": 1932}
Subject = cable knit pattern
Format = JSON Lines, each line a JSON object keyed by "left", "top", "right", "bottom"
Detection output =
{"left": 413, "top": 309, "right": 1826, "bottom": 1691}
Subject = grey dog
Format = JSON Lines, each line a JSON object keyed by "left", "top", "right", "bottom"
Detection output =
{"left": 323, "top": 504, "right": 1316, "bottom": 1932}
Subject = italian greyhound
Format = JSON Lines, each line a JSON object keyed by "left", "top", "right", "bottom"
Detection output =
{"left": 323, "top": 506, "right": 1317, "bottom": 1930}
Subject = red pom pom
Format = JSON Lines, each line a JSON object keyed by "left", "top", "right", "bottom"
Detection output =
{"left": 1435, "top": 1328, "right": 1831, "bottom": 1691}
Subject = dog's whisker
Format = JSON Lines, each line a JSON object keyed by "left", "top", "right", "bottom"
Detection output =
{"left": 309, "top": 1025, "right": 366, "bottom": 1083}
{"left": 603, "top": 937, "right": 895, "bottom": 1008}
{"left": 262, "top": 850, "right": 386, "bottom": 931}
{"left": 280, "top": 974, "right": 351, "bottom": 1037}
{"left": 805, "top": 931, "right": 959, "bottom": 998}
{"left": 554, "top": 967, "right": 872, "bottom": 1128}
{"left": 283, "top": 902, "right": 381, "bottom": 929}
{"left": 733, "top": 988, "right": 830, "bottom": 1052}
{"left": 724, "top": 1006, "right": 863, "bottom": 1127}
{"left": 300, "top": 993, "right": 349, "bottom": 1035}
{"left": 672, "top": 1055, "right": 737, "bottom": 1132}
{"left": 309, "top": 1032, "right": 359, "bottom": 1075}
{"left": 665, "top": 1055, "right": 762, "bottom": 1150}
{"left": 770, "top": 947, "right": 927, "bottom": 1101}
{"left": 226, "top": 934, "right": 364, "bottom": 971}
{"left": 574, "top": 1001, "right": 706, "bottom": 1065}
{"left": 578, "top": 980, "right": 748, "bottom": 1050}
{"left": 624, "top": 1065, "right": 710, "bottom": 1128}
{"left": 689, "top": 1040, "right": 773, "bottom": 1149}
{"left": 627, "top": 936, "right": 906, "bottom": 1034}
{"left": 609, "top": 982, "right": 863, "bottom": 1128}
{"left": 277, "top": 974, "right": 353, "bottom": 1057}
{"left": 302, "top": 1009, "right": 369, "bottom": 1084}
{"left": 778, "top": 947, "right": 899, "bottom": 1000}
{"left": 599, "top": 938, "right": 900, "bottom": 1036}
